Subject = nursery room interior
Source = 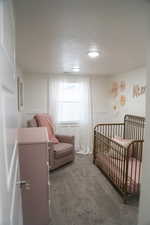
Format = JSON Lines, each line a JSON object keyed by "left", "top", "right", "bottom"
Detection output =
{"left": 0, "top": 0, "right": 150, "bottom": 225}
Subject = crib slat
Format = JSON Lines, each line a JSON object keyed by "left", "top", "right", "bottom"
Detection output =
{"left": 93, "top": 115, "right": 145, "bottom": 203}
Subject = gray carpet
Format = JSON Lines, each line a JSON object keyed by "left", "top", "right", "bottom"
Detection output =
{"left": 49, "top": 154, "right": 138, "bottom": 225}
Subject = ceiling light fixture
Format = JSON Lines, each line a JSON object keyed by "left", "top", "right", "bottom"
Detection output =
{"left": 72, "top": 66, "right": 80, "bottom": 72}
{"left": 88, "top": 51, "right": 100, "bottom": 58}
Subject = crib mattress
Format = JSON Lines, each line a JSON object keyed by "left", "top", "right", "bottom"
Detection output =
{"left": 95, "top": 153, "right": 141, "bottom": 194}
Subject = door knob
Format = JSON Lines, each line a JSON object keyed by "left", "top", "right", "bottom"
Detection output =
{"left": 17, "top": 180, "right": 31, "bottom": 190}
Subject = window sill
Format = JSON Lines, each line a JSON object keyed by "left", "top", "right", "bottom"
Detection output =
{"left": 56, "top": 122, "right": 80, "bottom": 127}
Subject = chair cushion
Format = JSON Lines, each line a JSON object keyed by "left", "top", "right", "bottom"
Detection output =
{"left": 54, "top": 143, "right": 73, "bottom": 159}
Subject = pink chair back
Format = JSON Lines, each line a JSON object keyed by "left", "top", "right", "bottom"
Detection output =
{"left": 34, "top": 114, "right": 59, "bottom": 144}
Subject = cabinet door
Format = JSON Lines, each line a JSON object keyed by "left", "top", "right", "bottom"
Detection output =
{"left": 19, "top": 143, "right": 49, "bottom": 225}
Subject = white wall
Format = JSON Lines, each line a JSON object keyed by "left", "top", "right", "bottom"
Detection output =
{"left": 22, "top": 74, "right": 111, "bottom": 127}
{"left": 22, "top": 74, "right": 49, "bottom": 126}
{"left": 138, "top": 40, "right": 150, "bottom": 225}
{"left": 22, "top": 68, "right": 146, "bottom": 127}
{"left": 91, "top": 76, "right": 111, "bottom": 125}
{"left": 108, "top": 67, "right": 146, "bottom": 122}
{"left": 22, "top": 69, "right": 146, "bottom": 153}
{"left": 22, "top": 74, "right": 111, "bottom": 152}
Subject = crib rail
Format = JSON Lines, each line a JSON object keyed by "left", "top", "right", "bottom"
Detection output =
{"left": 93, "top": 123, "right": 124, "bottom": 162}
{"left": 126, "top": 140, "right": 143, "bottom": 194}
{"left": 93, "top": 120, "right": 144, "bottom": 203}
{"left": 94, "top": 123, "right": 124, "bottom": 138}
{"left": 124, "top": 115, "right": 145, "bottom": 140}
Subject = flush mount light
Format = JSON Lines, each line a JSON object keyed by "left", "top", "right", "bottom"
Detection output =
{"left": 72, "top": 66, "right": 80, "bottom": 72}
{"left": 88, "top": 51, "right": 100, "bottom": 58}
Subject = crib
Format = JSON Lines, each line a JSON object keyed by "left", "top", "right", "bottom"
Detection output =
{"left": 93, "top": 115, "right": 145, "bottom": 203}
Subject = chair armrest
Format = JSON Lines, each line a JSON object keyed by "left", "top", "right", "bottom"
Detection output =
{"left": 47, "top": 141, "right": 54, "bottom": 170}
{"left": 55, "top": 134, "right": 74, "bottom": 145}
{"left": 48, "top": 141, "right": 54, "bottom": 150}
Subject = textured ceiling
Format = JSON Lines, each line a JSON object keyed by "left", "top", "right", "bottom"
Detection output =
{"left": 13, "top": 0, "right": 148, "bottom": 75}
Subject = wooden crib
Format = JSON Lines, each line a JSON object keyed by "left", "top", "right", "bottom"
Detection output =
{"left": 93, "top": 115, "right": 145, "bottom": 203}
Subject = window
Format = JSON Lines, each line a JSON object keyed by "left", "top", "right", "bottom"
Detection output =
{"left": 57, "top": 82, "right": 81, "bottom": 123}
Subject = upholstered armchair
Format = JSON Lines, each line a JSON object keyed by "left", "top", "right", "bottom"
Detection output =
{"left": 27, "top": 116, "right": 75, "bottom": 170}
{"left": 48, "top": 134, "right": 75, "bottom": 170}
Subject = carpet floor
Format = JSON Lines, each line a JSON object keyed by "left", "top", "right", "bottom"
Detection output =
{"left": 49, "top": 154, "right": 138, "bottom": 225}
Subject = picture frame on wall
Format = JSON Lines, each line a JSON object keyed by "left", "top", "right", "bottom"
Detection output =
{"left": 17, "top": 77, "right": 24, "bottom": 112}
